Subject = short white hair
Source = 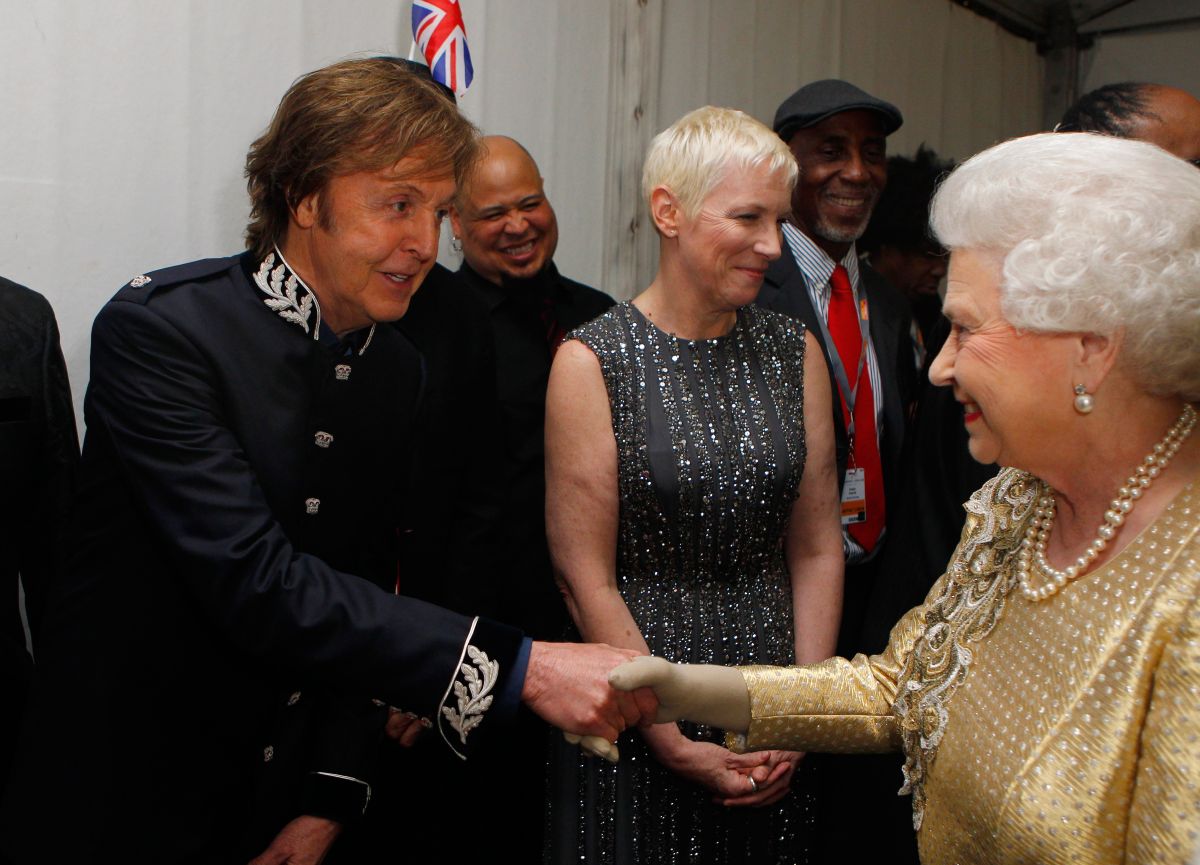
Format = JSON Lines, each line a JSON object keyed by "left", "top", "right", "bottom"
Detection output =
{"left": 642, "top": 106, "right": 797, "bottom": 220}
{"left": 932, "top": 132, "right": 1200, "bottom": 401}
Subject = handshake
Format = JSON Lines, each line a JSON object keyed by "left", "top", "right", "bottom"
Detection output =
{"left": 520, "top": 647, "right": 750, "bottom": 762}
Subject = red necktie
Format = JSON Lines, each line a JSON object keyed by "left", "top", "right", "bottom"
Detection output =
{"left": 827, "top": 265, "right": 884, "bottom": 551}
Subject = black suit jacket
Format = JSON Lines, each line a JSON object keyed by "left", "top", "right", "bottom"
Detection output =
{"left": 459, "top": 262, "right": 614, "bottom": 640}
{"left": 1, "top": 254, "right": 524, "bottom": 865}
{"left": 758, "top": 247, "right": 921, "bottom": 865}
{"left": 392, "top": 263, "right": 508, "bottom": 618}
{"left": 756, "top": 251, "right": 915, "bottom": 527}
{"left": 0, "top": 278, "right": 78, "bottom": 797}
{"left": 860, "top": 316, "right": 998, "bottom": 651}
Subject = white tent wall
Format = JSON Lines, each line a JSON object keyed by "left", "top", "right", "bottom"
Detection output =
{"left": 597, "top": 0, "right": 1043, "bottom": 298}
{"left": 1080, "top": 22, "right": 1200, "bottom": 97}
{"left": 1, "top": 0, "right": 413, "bottom": 421}
{"left": 446, "top": 0, "right": 614, "bottom": 300}
{"left": 0, "top": 1, "right": 1041, "bottom": 423}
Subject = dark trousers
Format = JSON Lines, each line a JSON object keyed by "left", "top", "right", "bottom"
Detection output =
{"left": 328, "top": 708, "right": 550, "bottom": 863}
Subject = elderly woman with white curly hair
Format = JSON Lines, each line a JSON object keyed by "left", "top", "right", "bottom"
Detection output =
{"left": 612, "top": 131, "right": 1200, "bottom": 865}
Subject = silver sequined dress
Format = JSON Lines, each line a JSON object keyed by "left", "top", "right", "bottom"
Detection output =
{"left": 546, "top": 302, "right": 816, "bottom": 864}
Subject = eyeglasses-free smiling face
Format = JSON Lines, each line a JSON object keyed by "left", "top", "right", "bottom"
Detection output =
{"left": 285, "top": 153, "right": 455, "bottom": 335}
{"left": 929, "top": 249, "right": 1079, "bottom": 471}
{"left": 451, "top": 137, "right": 559, "bottom": 286}
{"left": 671, "top": 161, "right": 793, "bottom": 312}
{"left": 786, "top": 109, "right": 888, "bottom": 259}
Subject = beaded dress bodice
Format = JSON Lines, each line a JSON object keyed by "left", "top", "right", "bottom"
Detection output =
{"left": 576, "top": 302, "right": 808, "bottom": 666}
{"left": 548, "top": 302, "right": 814, "bottom": 864}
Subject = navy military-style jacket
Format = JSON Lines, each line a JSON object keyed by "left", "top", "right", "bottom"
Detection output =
{"left": 1, "top": 253, "right": 523, "bottom": 865}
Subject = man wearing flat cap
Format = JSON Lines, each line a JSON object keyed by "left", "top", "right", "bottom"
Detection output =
{"left": 756, "top": 79, "right": 918, "bottom": 865}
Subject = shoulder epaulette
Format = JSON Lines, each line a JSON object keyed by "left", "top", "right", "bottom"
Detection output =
{"left": 114, "top": 256, "right": 240, "bottom": 303}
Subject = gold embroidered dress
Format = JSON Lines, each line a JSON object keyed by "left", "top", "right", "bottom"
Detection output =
{"left": 731, "top": 468, "right": 1200, "bottom": 865}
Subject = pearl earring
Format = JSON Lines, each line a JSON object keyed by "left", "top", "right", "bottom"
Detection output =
{"left": 451, "top": 236, "right": 463, "bottom": 254}
{"left": 1073, "top": 384, "right": 1094, "bottom": 414}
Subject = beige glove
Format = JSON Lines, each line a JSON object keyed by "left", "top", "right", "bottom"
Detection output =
{"left": 608, "top": 656, "right": 751, "bottom": 733}
{"left": 562, "top": 731, "right": 620, "bottom": 763}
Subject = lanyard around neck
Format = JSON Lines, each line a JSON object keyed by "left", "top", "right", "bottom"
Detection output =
{"left": 810, "top": 273, "right": 870, "bottom": 442}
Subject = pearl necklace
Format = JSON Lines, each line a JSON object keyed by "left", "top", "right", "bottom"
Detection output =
{"left": 1016, "top": 403, "right": 1197, "bottom": 602}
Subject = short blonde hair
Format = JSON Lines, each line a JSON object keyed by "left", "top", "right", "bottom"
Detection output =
{"left": 931, "top": 131, "right": 1200, "bottom": 401}
{"left": 642, "top": 106, "right": 797, "bottom": 220}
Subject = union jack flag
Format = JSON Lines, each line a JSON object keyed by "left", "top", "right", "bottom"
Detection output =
{"left": 411, "top": 0, "right": 474, "bottom": 96}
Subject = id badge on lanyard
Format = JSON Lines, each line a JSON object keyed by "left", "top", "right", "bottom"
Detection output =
{"left": 840, "top": 467, "right": 867, "bottom": 525}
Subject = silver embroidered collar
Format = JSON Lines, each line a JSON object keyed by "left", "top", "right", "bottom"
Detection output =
{"left": 253, "top": 247, "right": 322, "bottom": 338}
{"left": 252, "top": 247, "right": 376, "bottom": 355}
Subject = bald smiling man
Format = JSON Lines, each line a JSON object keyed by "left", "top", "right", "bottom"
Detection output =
{"left": 450, "top": 136, "right": 614, "bottom": 644}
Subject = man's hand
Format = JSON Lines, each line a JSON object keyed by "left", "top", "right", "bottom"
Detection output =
{"left": 383, "top": 707, "right": 430, "bottom": 748}
{"left": 522, "top": 642, "right": 658, "bottom": 743}
{"left": 247, "top": 815, "right": 341, "bottom": 865}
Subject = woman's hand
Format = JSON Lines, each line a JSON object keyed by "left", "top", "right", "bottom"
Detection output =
{"left": 647, "top": 735, "right": 797, "bottom": 807}
{"left": 725, "top": 750, "right": 803, "bottom": 807}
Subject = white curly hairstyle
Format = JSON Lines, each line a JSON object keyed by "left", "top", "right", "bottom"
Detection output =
{"left": 931, "top": 132, "right": 1200, "bottom": 401}
{"left": 642, "top": 106, "right": 797, "bottom": 222}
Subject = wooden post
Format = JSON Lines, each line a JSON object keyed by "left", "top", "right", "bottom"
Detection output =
{"left": 602, "top": 0, "right": 664, "bottom": 300}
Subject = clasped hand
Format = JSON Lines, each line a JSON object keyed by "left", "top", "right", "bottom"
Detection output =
{"left": 655, "top": 737, "right": 802, "bottom": 807}
{"left": 569, "top": 655, "right": 749, "bottom": 763}
{"left": 526, "top": 642, "right": 658, "bottom": 762}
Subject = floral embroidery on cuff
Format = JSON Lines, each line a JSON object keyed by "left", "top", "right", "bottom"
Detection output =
{"left": 442, "top": 645, "right": 499, "bottom": 745}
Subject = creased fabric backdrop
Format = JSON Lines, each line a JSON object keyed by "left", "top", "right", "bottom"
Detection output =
{"left": 1, "top": 0, "right": 1042, "bottom": 423}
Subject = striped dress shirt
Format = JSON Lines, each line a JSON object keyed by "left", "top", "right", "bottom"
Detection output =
{"left": 781, "top": 222, "right": 884, "bottom": 562}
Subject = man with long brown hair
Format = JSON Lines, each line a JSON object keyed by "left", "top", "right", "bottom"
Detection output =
{"left": 1, "top": 57, "right": 651, "bottom": 865}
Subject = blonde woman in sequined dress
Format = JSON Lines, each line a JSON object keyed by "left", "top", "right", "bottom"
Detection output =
{"left": 611, "top": 131, "right": 1200, "bottom": 865}
{"left": 543, "top": 107, "right": 843, "bottom": 863}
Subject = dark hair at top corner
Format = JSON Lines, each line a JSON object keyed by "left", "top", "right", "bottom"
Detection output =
{"left": 243, "top": 56, "right": 477, "bottom": 259}
{"left": 859, "top": 144, "right": 956, "bottom": 255}
{"left": 374, "top": 56, "right": 458, "bottom": 105}
{"left": 1056, "top": 82, "right": 1157, "bottom": 136}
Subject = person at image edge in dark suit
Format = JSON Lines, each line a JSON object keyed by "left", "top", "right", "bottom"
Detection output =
{"left": 0, "top": 278, "right": 78, "bottom": 818}
{"left": 754, "top": 79, "right": 918, "bottom": 865}
{"left": 0, "top": 58, "right": 652, "bottom": 865}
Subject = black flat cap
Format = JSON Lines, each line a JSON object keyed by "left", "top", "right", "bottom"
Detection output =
{"left": 773, "top": 79, "right": 903, "bottom": 141}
